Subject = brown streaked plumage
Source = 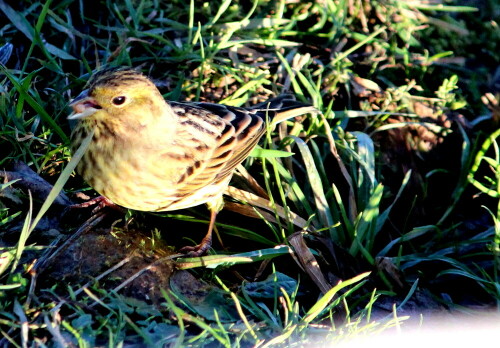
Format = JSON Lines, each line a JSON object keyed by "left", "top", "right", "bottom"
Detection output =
{"left": 69, "top": 67, "right": 318, "bottom": 256}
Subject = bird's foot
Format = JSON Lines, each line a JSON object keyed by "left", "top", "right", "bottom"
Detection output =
{"left": 179, "top": 234, "right": 213, "bottom": 257}
{"left": 179, "top": 209, "right": 217, "bottom": 257}
{"left": 64, "top": 195, "right": 124, "bottom": 215}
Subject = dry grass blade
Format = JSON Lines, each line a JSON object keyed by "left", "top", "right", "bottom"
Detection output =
{"left": 225, "top": 186, "right": 310, "bottom": 230}
{"left": 288, "top": 232, "right": 331, "bottom": 294}
{"left": 43, "top": 313, "right": 69, "bottom": 348}
{"left": 13, "top": 300, "right": 28, "bottom": 348}
{"left": 235, "top": 164, "right": 269, "bottom": 199}
{"left": 224, "top": 201, "right": 279, "bottom": 225}
{"left": 321, "top": 114, "right": 357, "bottom": 220}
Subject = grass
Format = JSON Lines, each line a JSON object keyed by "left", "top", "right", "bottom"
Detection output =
{"left": 1, "top": 0, "right": 500, "bottom": 346}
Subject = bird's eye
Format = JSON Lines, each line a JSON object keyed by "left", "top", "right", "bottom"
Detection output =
{"left": 112, "top": 96, "right": 127, "bottom": 106}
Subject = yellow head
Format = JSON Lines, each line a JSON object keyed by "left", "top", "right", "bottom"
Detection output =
{"left": 68, "top": 68, "right": 168, "bottom": 130}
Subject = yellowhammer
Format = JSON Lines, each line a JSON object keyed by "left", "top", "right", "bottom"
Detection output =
{"left": 68, "top": 67, "right": 317, "bottom": 256}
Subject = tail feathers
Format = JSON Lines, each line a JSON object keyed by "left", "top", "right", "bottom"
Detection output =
{"left": 271, "top": 105, "right": 319, "bottom": 124}
{"left": 251, "top": 94, "right": 320, "bottom": 124}
{"left": 185, "top": 94, "right": 320, "bottom": 126}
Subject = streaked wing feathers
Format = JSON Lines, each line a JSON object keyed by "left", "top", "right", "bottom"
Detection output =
{"left": 169, "top": 101, "right": 265, "bottom": 191}
{"left": 164, "top": 96, "right": 315, "bottom": 206}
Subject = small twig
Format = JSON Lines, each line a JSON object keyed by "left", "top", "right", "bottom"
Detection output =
{"left": 73, "top": 256, "right": 132, "bottom": 297}
{"left": 111, "top": 255, "right": 180, "bottom": 294}
{"left": 26, "top": 236, "right": 63, "bottom": 308}
{"left": 49, "top": 255, "right": 133, "bottom": 315}
{"left": 33, "top": 211, "right": 107, "bottom": 274}
{"left": 83, "top": 254, "right": 179, "bottom": 311}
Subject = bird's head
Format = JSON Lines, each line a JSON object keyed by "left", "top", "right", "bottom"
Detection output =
{"left": 68, "top": 68, "right": 167, "bottom": 125}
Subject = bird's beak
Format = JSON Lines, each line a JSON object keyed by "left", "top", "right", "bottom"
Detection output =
{"left": 68, "top": 89, "right": 102, "bottom": 120}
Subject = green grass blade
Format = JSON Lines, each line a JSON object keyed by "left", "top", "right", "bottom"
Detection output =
{"left": 206, "top": 0, "right": 233, "bottom": 27}
{"left": 29, "top": 130, "right": 94, "bottom": 234}
{"left": 290, "top": 136, "right": 334, "bottom": 235}
{"left": 351, "top": 131, "right": 376, "bottom": 193}
{"left": 302, "top": 272, "right": 370, "bottom": 324}
{"left": 350, "top": 183, "right": 384, "bottom": 262}
{"left": 176, "top": 245, "right": 292, "bottom": 269}
{"left": 376, "top": 170, "right": 411, "bottom": 233}
{"left": 0, "top": 66, "right": 68, "bottom": 141}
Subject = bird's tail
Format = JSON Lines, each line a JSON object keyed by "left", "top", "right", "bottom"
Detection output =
{"left": 251, "top": 94, "right": 320, "bottom": 125}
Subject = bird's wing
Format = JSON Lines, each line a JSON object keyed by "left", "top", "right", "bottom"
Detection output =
{"left": 191, "top": 96, "right": 318, "bottom": 180}
{"left": 166, "top": 102, "right": 264, "bottom": 194}
{"left": 166, "top": 97, "right": 316, "bottom": 196}
{"left": 189, "top": 102, "right": 265, "bottom": 181}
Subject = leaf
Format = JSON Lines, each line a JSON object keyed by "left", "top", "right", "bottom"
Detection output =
{"left": 71, "top": 314, "right": 93, "bottom": 329}
{"left": 143, "top": 322, "right": 180, "bottom": 345}
{"left": 0, "top": 248, "right": 15, "bottom": 277}
{"left": 44, "top": 43, "right": 76, "bottom": 60}
{"left": 218, "top": 39, "right": 300, "bottom": 50}
{"left": 377, "top": 225, "right": 437, "bottom": 257}
{"left": 302, "top": 272, "right": 370, "bottom": 324}
{"left": 176, "top": 245, "right": 292, "bottom": 269}
{"left": 206, "top": 0, "right": 233, "bottom": 27}
{"left": 0, "top": 1, "right": 35, "bottom": 40}
{"left": 350, "top": 183, "right": 384, "bottom": 263}
{"left": 170, "top": 271, "right": 238, "bottom": 322}
{"left": 291, "top": 136, "right": 334, "bottom": 232}
{"left": 375, "top": 170, "right": 412, "bottom": 233}
{"left": 243, "top": 272, "right": 298, "bottom": 299}
{"left": 0, "top": 1, "right": 75, "bottom": 61}
{"left": 0, "top": 66, "right": 68, "bottom": 141}
{"left": 0, "top": 42, "right": 13, "bottom": 65}
{"left": 250, "top": 146, "right": 294, "bottom": 158}
{"left": 351, "top": 131, "right": 376, "bottom": 193}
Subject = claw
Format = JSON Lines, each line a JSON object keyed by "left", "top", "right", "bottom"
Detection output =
{"left": 179, "top": 210, "right": 217, "bottom": 257}
{"left": 63, "top": 196, "right": 125, "bottom": 217}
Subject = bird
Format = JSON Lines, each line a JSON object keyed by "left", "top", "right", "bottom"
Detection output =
{"left": 68, "top": 67, "right": 318, "bottom": 256}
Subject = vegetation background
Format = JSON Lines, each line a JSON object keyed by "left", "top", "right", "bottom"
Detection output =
{"left": 0, "top": 0, "right": 499, "bottom": 346}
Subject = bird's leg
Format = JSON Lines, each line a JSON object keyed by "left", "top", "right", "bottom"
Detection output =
{"left": 179, "top": 209, "right": 217, "bottom": 257}
{"left": 180, "top": 196, "right": 224, "bottom": 257}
